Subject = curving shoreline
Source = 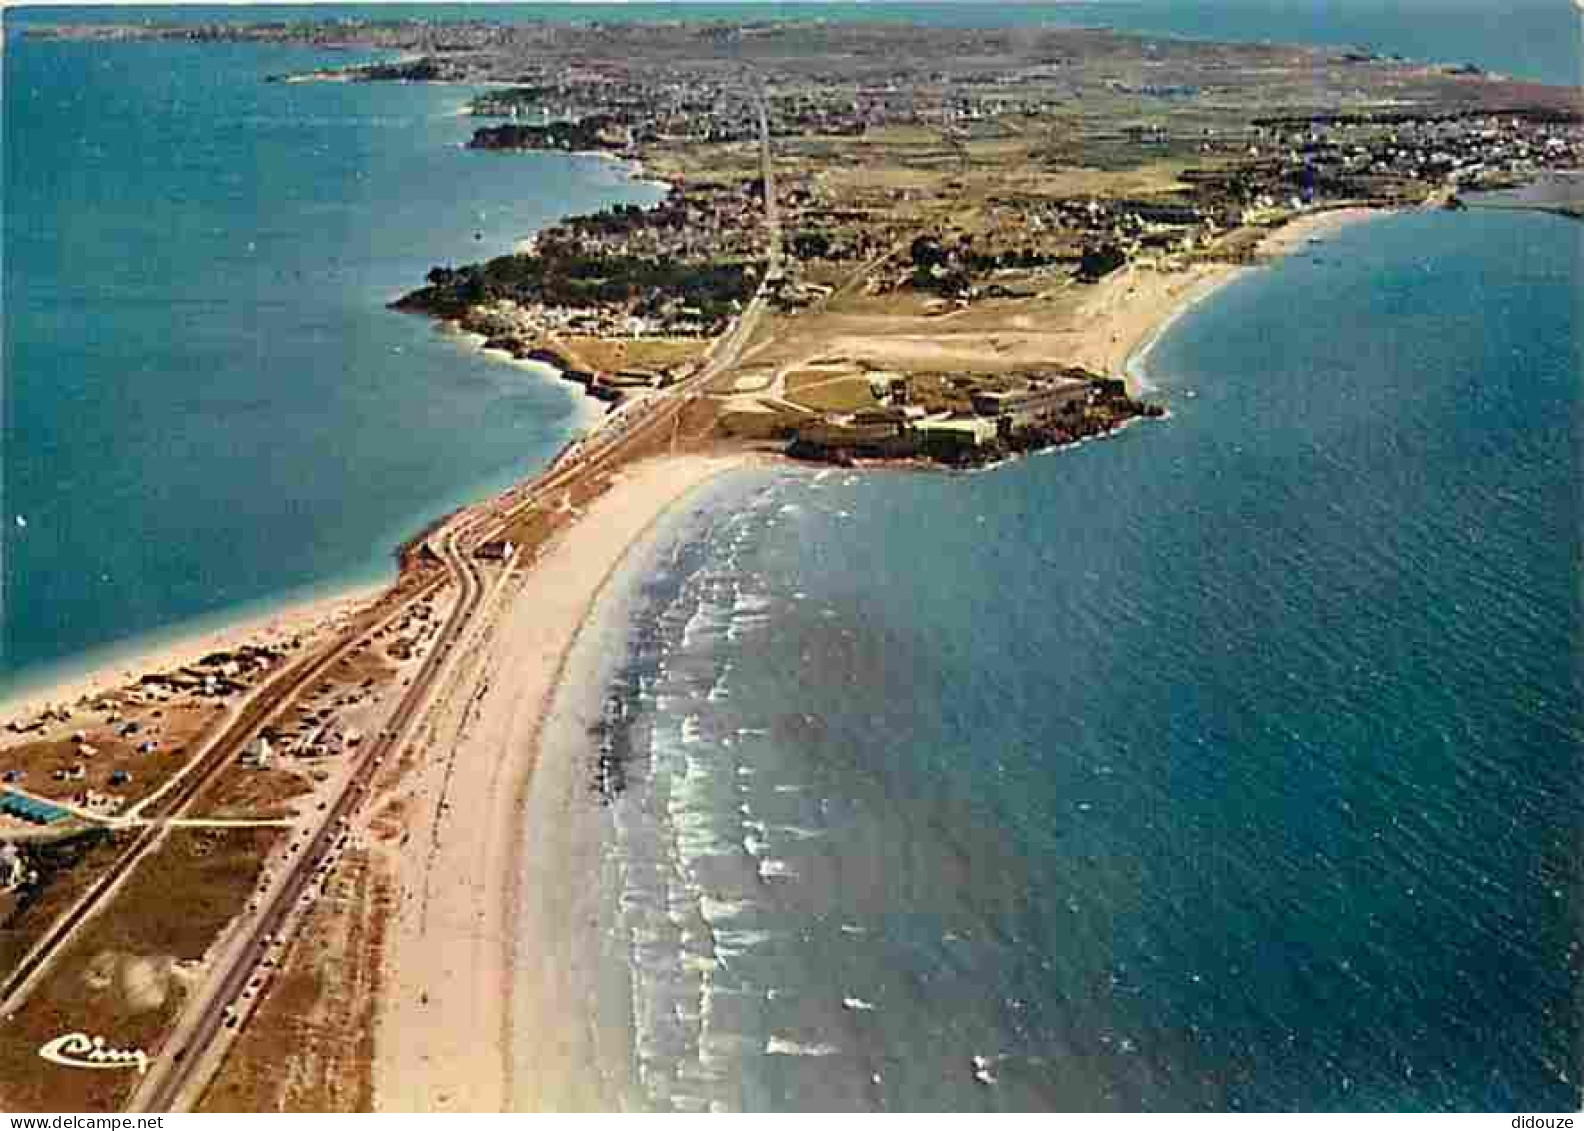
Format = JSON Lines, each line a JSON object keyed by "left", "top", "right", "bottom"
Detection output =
{"left": 0, "top": 585, "right": 385, "bottom": 727}
{"left": 369, "top": 452, "right": 751, "bottom": 1111}
{"left": 10, "top": 6, "right": 1579, "bottom": 1110}
{"left": 364, "top": 202, "right": 1401, "bottom": 1111}
{"left": 0, "top": 195, "right": 1391, "bottom": 765}
{"left": 1115, "top": 206, "right": 1393, "bottom": 389}
{"left": 0, "top": 202, "right": 1390, "bottom": 804}
{"left": 1, "top": 200, "right": 1393, "bottom": 1111}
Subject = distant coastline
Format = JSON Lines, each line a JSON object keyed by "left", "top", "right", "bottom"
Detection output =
{"left": 5, "top": 9, "right": 1579, "bottom": 1113}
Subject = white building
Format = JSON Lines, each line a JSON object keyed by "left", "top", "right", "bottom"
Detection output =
{"left": 0, "top": 843, "right": 24, "bottom": 890}
{"left": 241, "top": 736, "right": 274, "bottom": 770}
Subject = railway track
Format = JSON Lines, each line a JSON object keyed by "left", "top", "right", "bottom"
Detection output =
{"left": 129, "top": 359, "right": 728, "bottom": 1112}
{"left": 0, "top": 575, "right": 444, "bottom": 1017}
{"left": 4, "top": 289, "right": 733, "bottom": 1029}
{"left": 131, "top": 524, "right": 486, "bottom": 1113}
{"left": 129, "top": 89, "right": 779, "bottom": 1113}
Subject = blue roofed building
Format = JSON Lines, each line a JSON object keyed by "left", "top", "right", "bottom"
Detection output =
{"left": 0, "top": 790, "right": 71, "bottom": 825}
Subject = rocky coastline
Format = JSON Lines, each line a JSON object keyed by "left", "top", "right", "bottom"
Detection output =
{"left": 785, "top": 380, "right": 1166, "bottom": 471}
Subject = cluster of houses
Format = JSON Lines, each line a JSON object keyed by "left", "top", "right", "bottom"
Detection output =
{"left": 0, "top": 645, "right": 297, "bottom": 796}
{"left": 472, "top": 64, "right": 1074, "bottom": 148}
{"left": 464, "top": 302, "right": 702, "bottom": 405}
{"left": 41, "top": 736, "right": 149, "bottom": 790}
{"left": 1249, "top": 110, "right": 1584, "bottom": 196}
{"left": 540, "top": 181, "right": 770, "bottom": 274}
{"left": 4, "top": 702, "right": 75, "bottom": 737}
{"left": 0, "top": 700, "right": 180, "bottom": 814}
{"left": 793, "top": 102, "right": 1584, "bottom": 300}
{"left": 427, "top": 178, "right": 769, "bottom": 347}
{"left": 472, "top": 293, "right": 724, "bottom": 347}
{"left": 1004, "top": 110, "right": 1584, "bottom": 272}
{"left": 436, "top": 21, "right": 1584, "bottom": 334}
{"left": 469, "top": 63, "right": 763, "bottom": 145}
{"left": 766, "top": 86, "right": 1050, "bottom": 139}
{"left": 134, "top": 645, "right": 287, "bottom": 702}
{"left": 252, "top": 714, "right": 365, "bottom": 766}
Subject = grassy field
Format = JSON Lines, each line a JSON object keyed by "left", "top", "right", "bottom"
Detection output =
{"left": 0, "top": 829, "right": 127, "bottom": 977}
{"left": 200, "top": 844, "right": 390, "bottom": 1112}
{"left": 0, "top": 826, "right": 281, "bottom": 1113}
{"left": 783, "top": 373, "right": 880, "bottom": 413}
{"left": 558, "top": 335, "right": 709, "bottom": 376}
{"left": 0, "top": 702, "right": 224, "bottom": 811}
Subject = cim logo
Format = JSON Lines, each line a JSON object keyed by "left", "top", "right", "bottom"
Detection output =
{"left": 37, "top": 1032, "right": 151, "bottom": 1075}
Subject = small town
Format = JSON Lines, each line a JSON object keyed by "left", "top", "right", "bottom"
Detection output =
{"left": 399, "top": 69, "right": 1582, "bottom": 467}
{"left": 8, "top": 11, "right": 1583, "bottom": 1117}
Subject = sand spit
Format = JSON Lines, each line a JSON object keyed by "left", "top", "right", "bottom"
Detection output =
{"left": 361, "top": 207, "right": 1398, "bottom": 1112}
{"left": 0, "top": 198, "right": 1396, "bottom": 1113}
{"left": 371, "top": 453, "right": 748, "bottom": 1112}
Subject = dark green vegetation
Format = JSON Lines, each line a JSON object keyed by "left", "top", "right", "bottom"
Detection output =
{"left": 469, "top": 114, "right": 625, "bottom": 153}
{"left": 0, "top": 829, "right": 119, "bottom": 972}
{"left": 398, "top": 247, "right": 754, "bottom": 330}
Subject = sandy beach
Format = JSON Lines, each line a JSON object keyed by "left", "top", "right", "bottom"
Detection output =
{"left": 1068, "top": 260, "right": 1244, "bottom": 382}
{"left": 360, "top": 204, "right": 1400, "bottom": 1112}
{"left": 1257, "top": 205, "right": 1390, "bottom": 257}
{"left": 1100, "top": 206, "right": 1391, "bottom": 386}
{"left": 0, "top": 197, "right": 1395, "bottom": 1112}
{"left": 0, "top": 584, "right": 384, "bottom": 727}
{"left": 799, "top": 206, "right": 1391, "bottom": 403}
{"left": 370, "top": 452, "right": 749, "bottom": 1112}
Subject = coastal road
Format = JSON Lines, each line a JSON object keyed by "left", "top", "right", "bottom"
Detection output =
{"left": 0, "top": 574, "right": 447, "bottom": 1018}
{"left": 131, "top": 83, "right": 782, "bottom": 1113}
{"left": 129, "top": 350, "right": 722, "bottom": 1113}
{"left": 754, "top": 82, "right": 781, "bottom": 281}
{"left": 130, "top": 524, "right": 489, "bottom": 1113}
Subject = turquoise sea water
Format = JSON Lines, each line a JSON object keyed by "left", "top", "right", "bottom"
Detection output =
{"left": 2, "top": 0, "right": 1575, "bottom": 688}
{"left": 589, "top": 209, "right": 1582, "bottom": 1110}
{"left": 3, "top": 3, "right": 1581, "bottom": 1113}
{"left": 2, "top": 18, "right": 662, "bottom": 694}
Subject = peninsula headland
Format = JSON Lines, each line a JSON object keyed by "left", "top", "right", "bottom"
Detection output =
{"left": 4, "top": 14, "right": 1580, "bottom": 1113}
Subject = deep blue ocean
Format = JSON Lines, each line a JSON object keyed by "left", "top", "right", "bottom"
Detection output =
{"left": 594, "top": 210, "right": 1582, "bottom": 1111}
{"left": 4, "top": 1, "right": 1581, "bottom": 1113}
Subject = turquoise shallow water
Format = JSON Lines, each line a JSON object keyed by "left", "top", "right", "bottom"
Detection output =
{"left": 587, "top": 209, "right": 1582, "bottom": 1111}
{"left": 3, "top": 0, "right": 1575, "bottom": 687}
{"left": 3, "top": 4, "right": 1581, "bottom": 1112}
{"left": 2, "top": 19, "right": 662, "bottom": 694}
